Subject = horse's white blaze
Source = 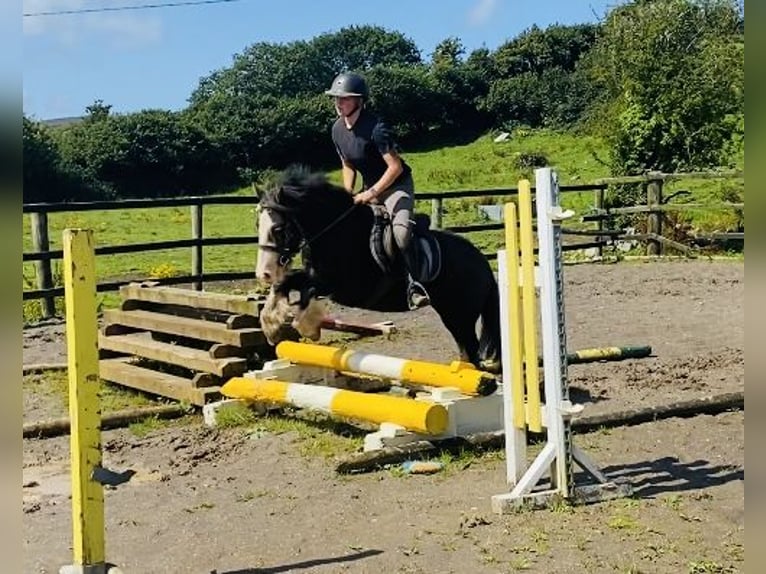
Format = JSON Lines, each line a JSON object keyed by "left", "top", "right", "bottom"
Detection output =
{"left": 256, "top": 208, "right": 284, "bottom": 284}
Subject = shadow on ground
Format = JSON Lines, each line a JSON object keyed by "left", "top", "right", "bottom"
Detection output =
{"left": 597, "top": 456, "right": 744, "bottom": 498}
{"left": 213, "top": 549, "right": 384, "bottom": 574}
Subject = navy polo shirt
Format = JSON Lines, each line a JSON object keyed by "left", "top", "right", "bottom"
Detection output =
{"left": 331, "top": 109, "right": 411, "bottom": 190}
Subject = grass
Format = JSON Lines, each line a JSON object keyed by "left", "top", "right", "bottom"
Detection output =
{"left": 22, "top": 128, "right": 744, "bottom": 323}
{"left": 23, "top": 369, "right": 163, "bottom": 413}
{"left": 213, "top": 401, "right": 364, "bottom": 458}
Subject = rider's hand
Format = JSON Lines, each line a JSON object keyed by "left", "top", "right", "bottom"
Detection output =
{"left": 353, "top": 189, "right": 376, "bottom": 204}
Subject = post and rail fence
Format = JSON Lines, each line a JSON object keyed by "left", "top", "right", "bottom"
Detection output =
{"left": 24, "top": 170, "right": 743, "bottom": 320}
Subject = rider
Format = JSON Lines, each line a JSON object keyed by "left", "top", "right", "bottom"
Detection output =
{"left": 324, "top": 71, "right": 430, "bottom": 310}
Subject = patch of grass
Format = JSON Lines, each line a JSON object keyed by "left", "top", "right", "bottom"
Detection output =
{"left": 664, "top": 494, "right": 683, "bottom": 511}
{"left": 548, "top": 495, "right": 575, "bottom": 514}
{"left": 100, "top": 381, "right": 162, "bottom": 411}
{"left": 529, "top": 528, "right": 550, "bottom": 555}
{"left": 238, "top": 410, "right": 364, "bottom": 459}
{"left": 213, "top": 402, "right": 261, "bottom": 428}
{"left": 608, "top": 514, "right": 641, "bottom": 531}
{"left": 128, "top": 416, "right": 167, "bottom": 438}
{"left": 296, "top": 429, "right": 358, "bottom": 459}
{"left": 23, "top": 369, "right": 172, "bottom": 413}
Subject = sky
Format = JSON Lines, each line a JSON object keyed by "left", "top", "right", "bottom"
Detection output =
{"left": 22, "top": 0, "right": 618, "bottom": 121}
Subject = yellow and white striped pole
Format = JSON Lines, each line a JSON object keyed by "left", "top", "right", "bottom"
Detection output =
{"left": 274, "top": 341, "right": 497, "bottom": 396}
{"left": 221, "top": 377, "right": 449, "bottom": 435}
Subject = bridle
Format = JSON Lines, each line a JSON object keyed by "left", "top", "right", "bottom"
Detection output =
{"left": 258, "top": 191, "right": 357, "bottom": 269}
{"left": 257, "top": 206, "right": 304, "bottom": 268}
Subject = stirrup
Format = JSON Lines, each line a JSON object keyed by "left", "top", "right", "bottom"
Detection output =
{"left": 407, "top": 279, "right": 431, "bottom": 310}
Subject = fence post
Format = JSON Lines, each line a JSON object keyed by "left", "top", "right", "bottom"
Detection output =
{"left": 594, "top": 186, "right": 605, "bottom": 258}
{"left": 191, "top": 202, "right": 203, "bottom": 291}
{"left": 646, "top": 177, "right": 663, "bottom": 256}
{"left": 30, "top": 211, "right": 56, "bottom": 318}
{"left": 430, "top": 198, "right": 442, "bottom": 230}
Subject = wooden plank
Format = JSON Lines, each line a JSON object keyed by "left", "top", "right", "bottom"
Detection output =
{"left": 320, "top": 317, "right": 397, "bottom": 337}
{"left": 594, "top": 170, "right": 743, "bottom": 184}
{"left": 209, "top": 343, "right": 248, "bottom": 358}
{"left": 98, "top": 332, "right": 247, "bottom": 378}
{"left": 191, "top": 372, "right": 221, "bottom": 388}
{"left": 119, "top": 283, "right": 264, "bottom": 315}
{"left": 121, "top": 299, "right": 260, "bottom": 328}
{"left": 99, "top": 358, "right": 221, "bottom": 406}
{"left": 102, "top": 308, "right": 266, "bottom": 347}
{"left": 226, "top": 314, "right": 260, "bottom": 329}
{"left": 582, "top": 202, "right": 744, "bottom": 218}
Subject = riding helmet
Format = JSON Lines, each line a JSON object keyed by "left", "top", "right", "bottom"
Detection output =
{"left": 324, "top": 72, "right": 369, "bottom": 99}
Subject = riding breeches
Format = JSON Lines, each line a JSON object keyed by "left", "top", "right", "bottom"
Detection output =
{"left": 377, "top": 174, "right": 415, "bottom": 252}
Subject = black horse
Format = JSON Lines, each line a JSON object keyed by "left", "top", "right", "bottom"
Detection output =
{"left": 256, "top": 168, "right": 501, "bottom": 371}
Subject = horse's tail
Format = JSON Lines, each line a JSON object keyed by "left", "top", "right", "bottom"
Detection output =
{"left": 478, "top": 276, "right": 502, "bottom": 373}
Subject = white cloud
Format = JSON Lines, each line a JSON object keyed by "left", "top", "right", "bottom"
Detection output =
{"left": 23, "top": 0, "right": 161, "bottom": 47}
{"left": 467, "top": 0, "right": 499, "bottom": 27}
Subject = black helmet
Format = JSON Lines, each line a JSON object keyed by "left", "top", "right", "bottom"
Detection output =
{"left": 324, "top": 72, "right": 369, "bottom": 99}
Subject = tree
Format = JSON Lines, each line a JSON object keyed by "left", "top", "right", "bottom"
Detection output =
{"left": 493, "top": 23, "right": 599, "bottom": 78}
{"left": 583, "top": 0, "right": 744, "bottom": 174}
{"left": 312, "top": 25, "right": 421, "bottom": 74}
{"left": 482, "top": 23, "right": 600, "bottom": 130}
{"left": 189, "top": 25, "right": 421, "bottom": 107}
{"left": 364, "top": 65, "right": 441, "bottom": 141}
{"left": 23, "top": 117, "right": 85, "bottom": 202}
{"left": 84, "top": 99, "right": 112, "bottom": 123}
{"left": 426, "top": 38, "right": 492, "bottom": 134}
{"left": 55, "top": 108, "right": 224, "bottom": 198}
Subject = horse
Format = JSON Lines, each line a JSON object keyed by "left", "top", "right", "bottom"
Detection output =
{"left": 255, "top": 167, "right": 501, "bottom": 371}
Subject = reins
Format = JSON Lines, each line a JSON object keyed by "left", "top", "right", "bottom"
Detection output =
{"left": 259, "top": 193, "right": 358, "bottom": 267}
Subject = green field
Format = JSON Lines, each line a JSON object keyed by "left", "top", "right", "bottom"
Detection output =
{"left": 23, "top": 129, "right": 744, "bottom": 322}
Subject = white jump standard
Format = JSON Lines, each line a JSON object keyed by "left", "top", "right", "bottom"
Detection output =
{"left": 491, "top": 168, "right": 633, "bottom": 512}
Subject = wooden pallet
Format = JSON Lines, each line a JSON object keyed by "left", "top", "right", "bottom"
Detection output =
{"left": 98, "top": 282, "right": 271, "bottom": 406}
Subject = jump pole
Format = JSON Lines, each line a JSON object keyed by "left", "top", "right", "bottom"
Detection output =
{"left": 274, "top": 341, "right": 498, "bottom": 396}
{"left": 220, "top": 377, "right": 449, "bottom": 435}
{"left": 491, "top": 168, "right": 633, "bottom": 512}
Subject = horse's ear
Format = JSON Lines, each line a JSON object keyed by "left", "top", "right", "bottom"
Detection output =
{"left": 253, "top": 184, "right": 262, "bottom": 201}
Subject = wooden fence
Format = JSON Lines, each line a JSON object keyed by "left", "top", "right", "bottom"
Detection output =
{"left": 23, "top": 170, "right": 743, "bottom": 319}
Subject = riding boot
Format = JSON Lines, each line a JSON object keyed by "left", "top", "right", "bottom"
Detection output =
{"left": 406, "top": 275, "right": 430, "bottom": 310}
{"left": 402, "top": 239, "right": 431, "bottom": 310}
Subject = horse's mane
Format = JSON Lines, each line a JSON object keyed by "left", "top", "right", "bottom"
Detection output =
{"left": 260, "top": 164, "right": 353, "bottom": 213}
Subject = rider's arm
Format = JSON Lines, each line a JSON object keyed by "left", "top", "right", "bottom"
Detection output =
{"left": 367, "top": 121, "right": 404, "bottom": 198}
{"left": 368, "top": 152, "right": 403, "bottom": 198}
{"left": 341, "top": 159, "right": 357, "bottom": 194}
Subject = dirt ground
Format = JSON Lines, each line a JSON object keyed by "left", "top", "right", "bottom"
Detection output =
{"left": 23, "top": 259, "right": 744, "bottom": 574}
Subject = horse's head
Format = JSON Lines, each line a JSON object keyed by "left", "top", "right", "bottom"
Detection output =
{"left": 256, "top": 196, "right": 303, "bottom": 285}
{"left": 255, "top": 166, "right": 352, "bottom": 285}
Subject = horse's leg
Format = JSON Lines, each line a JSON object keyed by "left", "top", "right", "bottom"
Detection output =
{"left": 431, "top": 303, "right": 482, "bottom": 368}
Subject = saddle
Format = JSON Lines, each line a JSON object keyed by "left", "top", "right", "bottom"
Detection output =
{"left": 369, "top": 205, "right": 442, "bottom": 283}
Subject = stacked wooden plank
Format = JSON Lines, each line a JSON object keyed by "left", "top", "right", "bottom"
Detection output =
{"left": 98, "top": 282, "right": 269, "bottom": 406}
